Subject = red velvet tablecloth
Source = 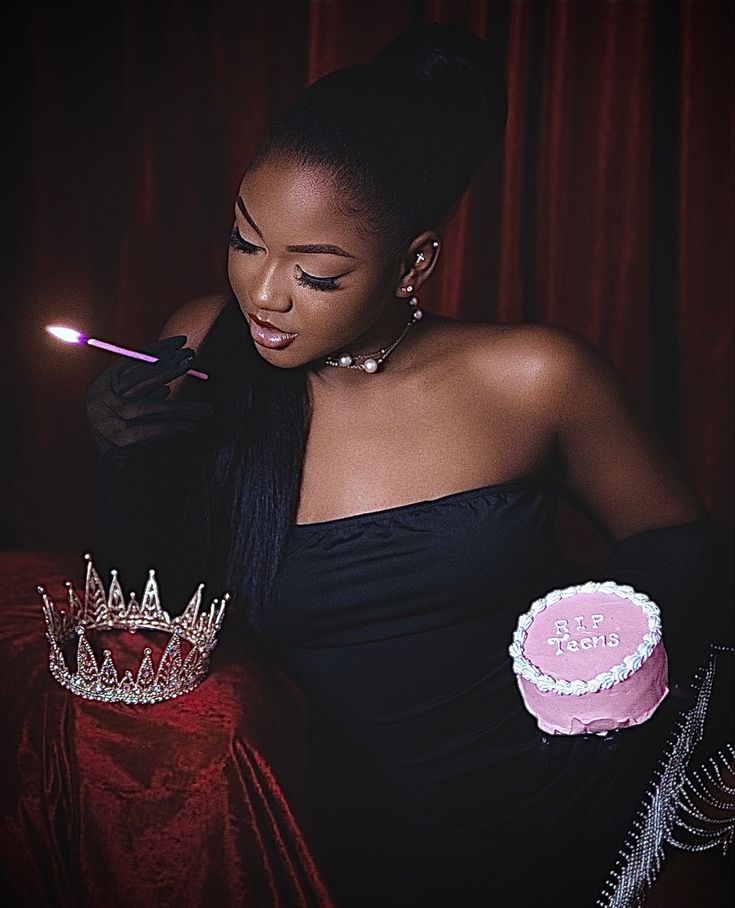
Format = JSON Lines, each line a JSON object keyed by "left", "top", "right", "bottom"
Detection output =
{"left": 0, "top": 551, "right": 334, "bottom": 907}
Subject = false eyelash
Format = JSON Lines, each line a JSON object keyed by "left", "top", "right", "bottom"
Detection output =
{"left": 229, "top": 227, "right": 340, "bottom": 292}
{"left": 295, "top": 268, "right": 339, "bottom": 292}
{"left": 228, "top": 226, "right": 259, "bottom": 254}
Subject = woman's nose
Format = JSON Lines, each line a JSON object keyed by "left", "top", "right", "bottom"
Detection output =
{"left": 252, "top": 261, "right": 292, "bottom": 313}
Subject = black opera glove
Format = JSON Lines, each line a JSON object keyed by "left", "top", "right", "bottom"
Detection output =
{"left": 602, "top": 516, "right": 722, "bottom": 697}
{"left": 86, "top": 334, "right": 214, "bottom": 471}
{"left": 86, "top": 335, "right": 214, "bottom": 583}
{"left": 536, "top": 517, "right": 727, "bottom": 778}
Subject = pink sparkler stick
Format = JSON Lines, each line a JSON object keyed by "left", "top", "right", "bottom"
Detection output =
{"left": 46, "top": 326, "right": 209, "bottom": 380}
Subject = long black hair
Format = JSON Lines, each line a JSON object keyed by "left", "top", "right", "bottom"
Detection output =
{"left": 176, "top": 23, "right": 508, "bottom": 634}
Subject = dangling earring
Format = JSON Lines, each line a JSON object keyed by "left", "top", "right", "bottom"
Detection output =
{"left": 324, "top": 288, "right": 423, "bottom": 373}
{"left": 402, "top": 286, "right": 423, "bottom": 321}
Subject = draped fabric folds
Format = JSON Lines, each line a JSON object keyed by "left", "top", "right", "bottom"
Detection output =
{"left": 0, "top": 552, "right": 334, "bottom": 908}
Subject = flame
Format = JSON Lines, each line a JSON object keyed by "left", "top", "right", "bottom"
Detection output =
{"left": 47, "top": 325, "right": 85, "bottom": 344}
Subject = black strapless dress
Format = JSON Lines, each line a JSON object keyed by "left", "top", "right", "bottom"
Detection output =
{"left": 259, "top": 478, "right": 676, "bottom": 907}
{"left": 89, "top": 295, "right": 730, "bottom": 906}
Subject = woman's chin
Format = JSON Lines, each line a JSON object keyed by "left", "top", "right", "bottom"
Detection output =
{"left": 251, "top": 342, "right": 313, "bottom": 370}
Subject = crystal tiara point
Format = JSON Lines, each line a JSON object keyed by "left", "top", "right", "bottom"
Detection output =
{"left": 38, "top": 553, "right": 229, "bottom": 704}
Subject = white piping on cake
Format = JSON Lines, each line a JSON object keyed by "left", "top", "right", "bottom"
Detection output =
{"left": 507, "top": 580, "right": 662, "bottom": 696}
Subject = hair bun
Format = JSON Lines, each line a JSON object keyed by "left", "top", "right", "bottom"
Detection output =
{"left": 370, "top": 22, "right": 508, "bottom": 157}
{"left": 254, "top": 22, "right": 508, "bottom": 245}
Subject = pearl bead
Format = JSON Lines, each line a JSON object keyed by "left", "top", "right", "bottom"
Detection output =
{"left": 409, "top": 296, "right": 418, "bottom": 306}
{"left": 413, "top": 308, "right": 423, "bottom": 320}
{"left": 338, "top": 353, "right": 353, "bottom": 366}
{"left": 363, "top": 358, "right": 379, "bottom": 373}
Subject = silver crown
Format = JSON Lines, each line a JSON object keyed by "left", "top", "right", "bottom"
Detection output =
{"left": 38, "top": 553, "right": 229, "bottom": 704}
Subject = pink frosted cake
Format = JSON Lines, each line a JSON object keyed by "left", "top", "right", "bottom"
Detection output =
{"left": 508, "top": 580, "right": 669, "bottom": 735}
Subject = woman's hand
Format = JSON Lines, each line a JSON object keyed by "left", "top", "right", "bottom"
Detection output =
{"left": 86, "top": 335, "right": 214, "bottom": 469}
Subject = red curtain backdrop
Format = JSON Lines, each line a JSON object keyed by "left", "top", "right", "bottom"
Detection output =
{"left": 3, "top": 0, "right": 732, "bottom": 559}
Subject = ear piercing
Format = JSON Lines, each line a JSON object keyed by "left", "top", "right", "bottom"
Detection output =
{"left": 416, "top": 251, "right": 425, "bottom": 263}
{"left": 410, "top": 295, "right": 423, "bottom": 320}
{"left": 401, "top": 288, "right": 423, "bottom": 320}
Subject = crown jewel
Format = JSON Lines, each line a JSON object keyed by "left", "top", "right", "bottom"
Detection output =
{"left": 38, "top": 553, "right": 229, "bottom": 704}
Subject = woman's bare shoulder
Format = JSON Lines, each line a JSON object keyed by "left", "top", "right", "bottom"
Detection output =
{"left": 438, "top": 317, "right": 602, "bottom": 399}
{"left": 436, "top": 316, "right": 641, "bottom": 435}
{"left": 158, "top": 293, "right": 229, "bottom": 353}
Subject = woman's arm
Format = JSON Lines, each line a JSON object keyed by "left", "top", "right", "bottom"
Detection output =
{"left": 516, "top": 326, "right": 734, "bottom": 852}
{"left": 525, "top": 325, "right": 729, "bottom": 677}
{"left": 88, "top": 295, "right": 227, "bottom": 586}
{"left": 158, "top": 294, "right": 229, "bottom": 397}
{"left": 538, "top": 325, "right": 706, "bottom": 542}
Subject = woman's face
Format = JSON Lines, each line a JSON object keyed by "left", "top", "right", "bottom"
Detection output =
{"left": 227, "top": 155, "right": 404, "bottom": 370}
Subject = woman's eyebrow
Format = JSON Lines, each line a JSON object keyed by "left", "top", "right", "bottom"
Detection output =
{"left": 237, "top": 196, "right": 263, "bottom": 239}
{"left": 237, "top": 195, "right": 355, "bottom": 258}
{"left": 286, "top": 243, "right": 355, "bottom": 258}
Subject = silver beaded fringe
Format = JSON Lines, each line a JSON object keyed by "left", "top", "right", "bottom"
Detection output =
{"left": 596, "top": 643, "right": 734, "bottom": 908}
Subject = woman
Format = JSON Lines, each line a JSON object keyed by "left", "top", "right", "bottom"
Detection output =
{"left": 87, "top": 23, "right": 732, "bottom": 907}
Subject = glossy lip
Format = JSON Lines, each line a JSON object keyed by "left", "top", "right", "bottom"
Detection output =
{"left": 246, "top": 313, "right": 298, "bottom": 350}
{"left": 246, "top": 312, "right": 293, "bottom": 334}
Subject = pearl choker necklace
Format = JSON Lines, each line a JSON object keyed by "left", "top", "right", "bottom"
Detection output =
{"left": 324, "top": 296, "right": 424, "bottom": 373}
